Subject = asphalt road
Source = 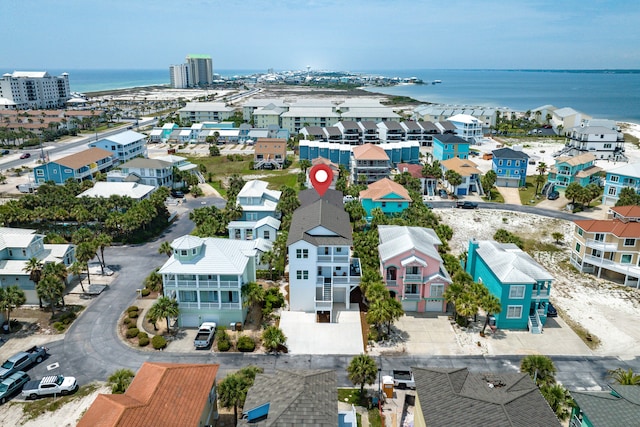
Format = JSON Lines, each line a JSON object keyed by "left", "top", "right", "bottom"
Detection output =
{"left": 25, "top": 197, "right": 640, "bottom": 391}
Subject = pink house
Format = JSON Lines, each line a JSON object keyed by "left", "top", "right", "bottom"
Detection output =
{"left": 378, "top": 225, "right": 452, "bottom": 312}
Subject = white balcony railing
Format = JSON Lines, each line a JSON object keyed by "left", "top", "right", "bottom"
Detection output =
{"left": 220, "top": 302, "right": 241, "bottom": 310}
{"left": 584, "top": 239, "right": 618, "bottom": 252}
{"left": 404, "top": 274, "right": 422, "bottom": 282}
{"left": 403, "top": 293, "right": 421, "bottom": 300}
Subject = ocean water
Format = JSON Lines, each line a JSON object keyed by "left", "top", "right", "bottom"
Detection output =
{"left": 3, "top": 68, "right": 638, "bottom": 123}
{"left": 359, "top": 69, "right": 640, "bottom": 123}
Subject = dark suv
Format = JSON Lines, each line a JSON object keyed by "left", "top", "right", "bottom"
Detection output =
{"left": 456, "top": 201, "right": 479, "bottom": 209}
{"left": 171, "top": 190, "right": 185, "bottom": 199}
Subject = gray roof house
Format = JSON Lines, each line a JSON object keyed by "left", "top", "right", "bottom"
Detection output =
{"left": 238, "top": 370, "right": 356, "bottom": 427}
{"left": 413, "top": 367, "right": 561, "bottom": 427}
{"left": 570, "top": 385, "right": 640, "bottom": 427}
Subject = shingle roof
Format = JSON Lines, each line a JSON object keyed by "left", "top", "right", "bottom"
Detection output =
{"left": 554, "top": 153, "right": 596, "bottom": 167}
{"left": 571, "top": 385, "right": 640, "bottom": 427}
{"left": 474, "top": 240, "right": 553, "bottom": 283}
{"left": 440, "top": 157, "right": 481, "bottom": 177}
{"left": 609, "top": 205, "right": 640, "bottom": 219}
{"left": 492, "top": 147, "right": 530, "bottom": 160}
{"left": 119, "top": 157, "right": 172, "bottom": 169}
{"left": 238, "top": 370, "right": 337, "bottom": 427}
{"left": 77, "top": 363, "right": 219, "bottom": 427}
{"left": 413, "top": 367, "right": 561, "bottom": 427}
{"left": 352, "top": 143, "right": 389, "bottom": 161}
{"left": 54, "top": 148, "right": 114, "bottom": 169}
{"left": 359, "top": 178, "right": 411, "bottom": 201}
{"left": 298, "top": 188, "right": 344, "bottom": 208}
{"left": 433, "top": 133, "right": 467, "bottom": 144}
{"left": 397, "top": 163, "right": 423, "bottom": 178}
{"left": 378, "top": 225, "right": 442, "bottom": 263}
{"left": 286, "top": 199, "right": 352, "bottom": 247}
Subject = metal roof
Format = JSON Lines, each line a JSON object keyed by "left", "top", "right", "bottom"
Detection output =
{"left": 474, "top": 240, "right": 553, "bottom": 283}
{"left": 378, "top": 225, "right": 442, "bottom": 263}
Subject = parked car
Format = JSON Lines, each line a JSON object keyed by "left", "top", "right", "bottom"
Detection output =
{"left": 343, "top": 195, "right": 356, "bottom": 204}
{"left": 0, "top": 346, "right": 48, "bottom": 380}
{"left": 547, "top": 302, "right": 558, "bottom": 317}
{"left": 193, "top": 322, "right": 217, "bottom": 349}
{"left": 392, "top": 370, "right": 416, "bottom": 390}
{"left": 547, "top": 191, "right": 560, "bottom": 200}
{"left": 170, "top": 190, "right": 185, "bottom": 199}
{"left": 456, "top": 201, "right": 479, "bottom": 209}
{"left": 1, "top": 150, "right": 9, "bottom": 155}
{"left": 22, "top": 375, "right": 78, "bottom": 399}
{"left": 438, "top": 189, "right": 448, "bottom": 199}
{"left": 0, "top": 371, "right": 30, "bottom": 404}
{"left": 20, "top": 153, "right": 31, "bottom": 159}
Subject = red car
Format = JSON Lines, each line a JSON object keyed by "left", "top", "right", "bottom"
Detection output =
{"left": 20, "top": 153, "right": 31, "bottom": 159}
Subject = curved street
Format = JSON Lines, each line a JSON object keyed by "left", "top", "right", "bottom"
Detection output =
{"left": 27, "top": 198, "right": 640, "bottom": 390}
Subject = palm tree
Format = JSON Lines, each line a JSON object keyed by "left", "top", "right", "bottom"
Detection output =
{"left": 347, "top": 354, "right": 378, "bottom": 397}
{"left": 69, "top": 261, "right": 86, "bottom": 293}
{"left": 158, "top": 241, "right": 172, "bottom": 258}
{"left": 608, "top": 368, "right": 640, "bottom": 385}
{"left": 44, "top": 262, "right": 68, "bottom": 287}
{"left": 241, "top": 282, "right": 265, "bottom": 322}
{"left": 23, "top": 257, "right": 44, "bottom": 308}
{"left": 36, "top": 275, "right": 65, "bottom": 315}
{"left": 520, "top": 354, "right": 556, "bottom": 386}
{"left": 149, "top": 296, "right": 179, "bottom": 334}
{"left": 261, "top": 325, "right": 286, "bottom": 353}
{"left": 540, "top": 383, "right": 573, "bottom": 420}
{"left": 107, "top": 368, "right": 135, "bottom": 394}
{"left": 299, "top": 159, "right": 312, "bottom": 174}
{"left": 218, "top": 373, "right": 248, "bottom": 426}
{"left": 94, "top": 232, "right": 112, "bottom": 275}
{"left": 367, "top": 297, "right": 404, "bottom": 336}
{"left": 480, "top": 294, "right": 501, "bottom": 335}
{"left": 0, "top": 285, "right": 26, "bottom": 330}
{"left": 143, "top": 269, "right": 163, "bottom": 293}
{"left": 76, "top": 241, "right": 97, "bottom": 285}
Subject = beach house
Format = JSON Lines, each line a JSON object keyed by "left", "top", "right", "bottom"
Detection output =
{"left": 466, "top": 239, "right": 554, "bottom": 333}
{"left": 378, "top": 225, "right": 451, "bottom": 312}
{"left": 359, "top": 178, "right": 411, "bottom": 220}
{"left": 350, "top": 143, "right": 391, "bottom": 184}
{"left": 106, "top": 157, "right": 174, "bottom": 188}
{"left": 253, "top": 138, "right": 287, "bottom": 169}
{"left": 440, "top": 157, "right": 483, "bottom": 196}
{"left": 432, "top": 134, "right": 469, "bottom": 161}
{"left": 236, "top": 179, "right": 282, "bottom": 221}
{"left": 570, "top": 385, "right": 640, "bottom": 427}
{"left": 88, "top": 130, "right": 147, "bottom": 165}
{"left": 33, "top": 147, "right": 114, "bottom": 185}
{"left": 492, "top": 147, "right": 529, "bottom": 188}
{"left": 546, "top": 153, "right": 602, "bottom": 188}
{"left": 602, "top": 163, "right": 640, "bottom": 205}
{"left": 177, "top": 102, "right": 236, "bottom": 123}
{"left": 447, "top": 113, "right": 484, "bottom": 143}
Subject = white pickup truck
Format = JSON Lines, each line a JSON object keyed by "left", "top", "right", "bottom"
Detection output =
{"left": 392, "top": 370, "right": 416, "bottom": 389}
{"left": 21, "top": 375, "right": 78, "bottom": 399}
{"left": 193, "top": 322, "right": 217, "bottom": 349}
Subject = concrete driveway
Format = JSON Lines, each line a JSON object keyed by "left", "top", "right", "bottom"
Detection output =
{"left": 496, "top": 187, "right": 522, "bottom": 205}
{"left": 279, "top": 307, "right": 364, "bottom": 355}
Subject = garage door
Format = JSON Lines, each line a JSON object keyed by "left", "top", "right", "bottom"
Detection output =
{"left": 180, "top": 314, "right": 200, "bottom": 328}
{"left": 402, "top": 300, "right": 418, "bottom": 312}
{"left": 426, "top": 300, "right": 443, "bottom": 312}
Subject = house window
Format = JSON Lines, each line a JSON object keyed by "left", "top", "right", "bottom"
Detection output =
{"left": 296, "top": 249, "right": 308, "bottom": 259}
{"left": 406, "top": 266, "right": 419, "bottom": 275}
{"left": 179, "top": 290, "right": 197, "bottom": 302}
{"left": 498, "top": 169, "right": 502, "bottom": 174}
{"left": 404, "top": 284, "right": 418, "bottom": 295}
{"left": 264, "top": 230, "right": 270, "bottom": 240}
{"left": 506, "top": 305, "right": 523, "bottom": 319}
{"left": 621, "top": 254, "right": 632, "bottom": 264}
{"left": 509, "top": 285, "right": 525, "bottom": 299}
{"left": 591, "top": 249, "right": 602, "bottom": 257}
{"left": 235, "top": 229, "right": 241, "bottom": 239}
{"left": 498, "top": 160, "right": 503, "bottom": 166}
{"left": 594, "top": 233, "right": 604, "bottom": 242}
{"left": 577, "top": 228, "right": 583, "bottom": 236}
{"left": 336, "top": 247, "right": 342, "bottom": 253}
{"left": 200, "top": 291, "right": 218, "bottom": 302}
{"left": 246, "top": 213, "right": 258, "bottom": 221}
{"left": 604, "top": 143, "right": 612, "bottom": 148}
{"left": 624, "top": 238, "right": 635, "bottom": 246}
{"left": 506, "top": 160, "right": 512, "bottom": 166}
{"left": 610, "top": 176, "right": 619, "bottom": 183}
{"left": 382, "top": 202, "right": 387, "bottom": 208}
{"left": 36, "top": 169, "right": 44, "bottom": 176}
{"left": 296, "top": 270, "right": 308, "bottom": 280}
{"left": 575, "top": 242, "right": 581, "bottom": 252}
{"left": 180, "top": 250, "right": 188, "bottom": 256}
{"left": 430, "top": 284, "right": 444, "bottom": 297}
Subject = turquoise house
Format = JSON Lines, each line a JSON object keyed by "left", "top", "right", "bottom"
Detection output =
{"left": 359, "top": 178, "right": 411, "bottom": 220}
{"left": 432, "top": 134, "right": 470, "bottom": 161}
{"left": 466, "top": 239, "right": 553, "bottom": 333}
{"left": 547, "top": 153, "right": 602, "bottom": 188}
{"left": 570, "top": 385, "right": 640, "bottom": 427}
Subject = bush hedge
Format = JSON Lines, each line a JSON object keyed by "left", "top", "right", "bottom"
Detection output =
{"left": 237, "top": 335, "right": 256, "bottom": 352}
{"left": 138, "top": 337, "right": 150, "bottom": 347}
{"left": 217, "top": 339, "right": 231, "bottom": 352}
{"left": 53, "top": 322, "right": 65, "bottom": 332}
{"left": 152, "top": 335, "right": 167, "bottom": 350}
{"left": 137, "top": 331, "right": 148, "bottom": 340}
{"left": 123, "top": 317, "right": 132, "bottom": 326}
{"left": 140, "top": 288, "right": 151, "bottom": 297}
{"left": 126, "top": 327, "right": 140, "bottom": 338}
{"left": 127, "top": 306, "right": 139, "bottom": 313}
{"left": 128, "top": 311, "right": 139, "bottom": 319}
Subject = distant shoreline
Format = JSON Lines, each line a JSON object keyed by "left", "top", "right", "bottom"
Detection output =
{"left": 85, "top": 84, "right": 170, "bottom": 97}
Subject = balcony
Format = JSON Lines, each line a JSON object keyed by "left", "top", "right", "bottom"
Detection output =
{"left": 584, "top": 239, "right": 618, "bottom": 252}
{"left": 404, "top": 274, "right": 423, "bottom": 282}
{"left": 220, "top": 302, "right": 241, "bottom": 309}
{"left": 583, "top": 254, "right": 640, "bottom": 278}
{"left": 403, "top": 293, "right": 421, "bottom": 300}
{"left": 531, "top": 287, "right": 550, "bottom": 298}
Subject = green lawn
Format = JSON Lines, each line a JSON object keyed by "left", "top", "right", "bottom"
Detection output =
{"left": 519, "top": 175, "right": 547, "bottom": 205}
{"left": 482, "top": 188, "right": 504, "bottom": 203}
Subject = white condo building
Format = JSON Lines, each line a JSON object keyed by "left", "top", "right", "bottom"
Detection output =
{"left": 169, "top": 64, "right": 189, "bottom": 89}
{"left": 0, "top": 71, "right": 71, "bottom": 109}
{"left": 186, "top": 54, "right": 213, "bottom": 87}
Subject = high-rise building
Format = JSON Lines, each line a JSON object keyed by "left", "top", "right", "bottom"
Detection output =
{"left": 169, "top": 64, "right": 189, "bottom": 89}
{"left": 185, "top": 54, "right": 213, "bottom": 87}
{"left": 0, "top": 71, "right": 71, "bottom": 109}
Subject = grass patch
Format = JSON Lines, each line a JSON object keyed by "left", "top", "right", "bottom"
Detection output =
{"left": 262, "top": 172, "right": 298, "bottom": 189}
{"left": 524, "top": 240, "right": 563, "bottom": 253}
{"left": 188, "top": 155, "right": 254, "bottom": 177}
{"left": 555, "top": 306, "right": 600, "bottom": 350}
{"left": 21, "top": 382, "right": 101, "bottom": 421}
{"left": 482, "top": 188, "right": 504, "bottom": 203}
{"left": 519, "top": 176, "right": 547, "bottom": 206}
{"left": 369, "top": 408, "right": 383, "bottom": 427}
{"left": 623, "top": 132, "right": 639, "bottom": 147}
{"left": 338, "top": 388, "right": 367, "bottom": 406}
{"left": 210, "top": 181, "right": 227, "bottom": 197}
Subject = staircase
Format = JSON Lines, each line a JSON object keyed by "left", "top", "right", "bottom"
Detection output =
{"left": 323, "top": 281, "right": 332, "bottom": 301}
{"left": 528, "top": 313, "right": 542, "bottom": 334}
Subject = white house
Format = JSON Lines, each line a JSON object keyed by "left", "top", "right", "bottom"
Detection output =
{"left": 78, "top": 182, "right": 155, "bottom": 200}
{"left": 237, "top": 180, "right": 282, "bottom": 221}
{"left": 286, "top": 198, "right": 361, "bottom": 322}
{"left": 227, "top": 216, "right": 281, "bottom": 243}
{"left": 447, "top": 114, "right": 484, "bottom": 143}
{"left": 88, "top": 130, "right": 147, "bottom": 165}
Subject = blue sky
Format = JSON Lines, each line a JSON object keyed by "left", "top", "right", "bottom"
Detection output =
{"left": 2, "top": 0, "right": 639, "bottom": 71}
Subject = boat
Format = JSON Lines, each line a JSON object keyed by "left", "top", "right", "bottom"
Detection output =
{"left": 432, "top": 79, "right": 442, "bottom": 84}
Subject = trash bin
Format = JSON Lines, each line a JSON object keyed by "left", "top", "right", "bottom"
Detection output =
{"left": 382, "top": 375, "right": 394, "bottom": 399}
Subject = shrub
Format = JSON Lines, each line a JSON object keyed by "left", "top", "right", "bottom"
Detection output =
{"left": 126, "top": 327, "right": 139, "bottom": 338}
{"left": 123, "top": 317, "right": 132, "bottom": 326}
{"left": 127, "top": 306, "right": 139, "bottom": 313}
{"left": 138, "top": 337, "right": 150, "bottom": 347}
{"left": 237, "top": 335, "right": 256, "bottom": 352}
{"left": 53, "top": 322, "right": 66, "bottom": 332}
{"left": 140, "top": 288, "right": 151, "bottom": 297}
{"left": 137, "top": 331, "right": 148, "bottom": 340}
{"left": 57, "top": 311, "right": 77, "bottom": 325}
{"left": 128, "top": 311, "right": 139, "bottom": 319}
{"left": 216, "top": 329, "right": 230, "bottom": 341}
{"left": 152, "top": 335, "right": 167, "bottom": 350}
{"left": 217, "top": 339, "right": 231, "bottom": 352}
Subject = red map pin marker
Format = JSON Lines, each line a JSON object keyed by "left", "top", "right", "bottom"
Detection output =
{"left": 309, "top": 163, "right": 333, "bottom": 197}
